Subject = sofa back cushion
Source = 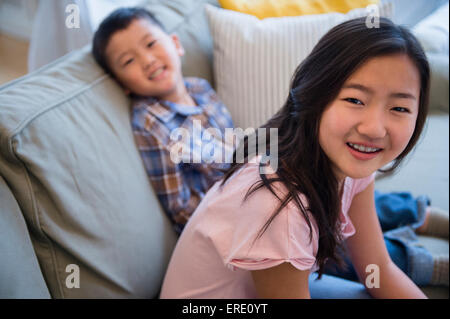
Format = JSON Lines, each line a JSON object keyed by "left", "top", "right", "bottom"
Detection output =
{"left": 0, "top": 176, "right": 50, "bottom": 298}
{"left": 412, "top": 2, "right": 449, "bottom": 113}
{"left": 0, "top": 46, "right": 177, "bottom": 298}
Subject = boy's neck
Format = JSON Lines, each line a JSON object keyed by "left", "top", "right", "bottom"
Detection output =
{"left": 173, "top": 93, "right": 196, "bottom": 107}
{"left": 161, "top": 82, "right": 197, "bottom": 107}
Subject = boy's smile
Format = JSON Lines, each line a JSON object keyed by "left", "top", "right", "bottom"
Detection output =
{"left": 319, "top": 54, "right": 421, "bottom": 182}
{"left": 105, "top": 18, "right": 190, "bottom": 103}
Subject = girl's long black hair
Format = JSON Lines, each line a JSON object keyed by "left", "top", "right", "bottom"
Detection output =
{"left": 221, "top": 17, "right": 430, "bottom": 278}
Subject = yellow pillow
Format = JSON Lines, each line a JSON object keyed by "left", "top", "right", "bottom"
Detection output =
{"left": 218, "top": 0, "right": 380, "bottom": 19}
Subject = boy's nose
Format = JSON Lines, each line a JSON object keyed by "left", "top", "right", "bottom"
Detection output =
{"left": 356, "top": 106, "right": 387, "bottom": 139}
{"left": 141, "top": 53, "right": 156, "bottom": 71}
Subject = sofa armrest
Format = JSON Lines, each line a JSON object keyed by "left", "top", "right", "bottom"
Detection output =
{"left": 0, "top": 175, "right": 50, "bottom": 298}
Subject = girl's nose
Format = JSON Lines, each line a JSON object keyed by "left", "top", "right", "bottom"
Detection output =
{"left": 356, "top": 105, "right": 387, "bottom": 139}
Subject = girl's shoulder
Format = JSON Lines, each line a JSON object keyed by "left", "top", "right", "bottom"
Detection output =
{"left": 201, "top": 159, "right": 318, "bottom": 272}
{"left": 216, "top": 157, "right": 307, "bottom": 218}
{"left": 219, "top": 158, "right": 285, "bottom": 200}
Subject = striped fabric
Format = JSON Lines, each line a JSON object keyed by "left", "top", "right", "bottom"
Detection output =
{"left": 205, "top": 2, "right": 393, "bottom": 129}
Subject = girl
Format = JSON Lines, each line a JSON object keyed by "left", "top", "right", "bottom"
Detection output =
{"left": 160, "top": 17, "right": 431, "bottom": 298}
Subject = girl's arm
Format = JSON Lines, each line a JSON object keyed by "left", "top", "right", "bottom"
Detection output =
{"left": 251, "top": 263, "right": 311, "bottom": 298}
{"left": 345, "top": 180, "right": 427, "bottom": 299}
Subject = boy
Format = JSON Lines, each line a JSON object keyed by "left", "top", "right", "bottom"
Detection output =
{"left": 92, "top": 7, "right": 234, "bottom": 235}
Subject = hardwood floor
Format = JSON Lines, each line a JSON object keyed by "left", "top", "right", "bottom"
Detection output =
{"left": 0, "top": 33, "right": 29, "bottom": 86}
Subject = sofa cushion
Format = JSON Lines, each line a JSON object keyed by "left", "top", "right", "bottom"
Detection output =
{"left": 389, "top": 0, "right": 449, "bottom": 28}
{"left": 411, "top": 2, "right": 449, "bottom": 113}
{"left": 0, "top": 176, "right": 50, "bottom": 298}
{"left": 0, "top": 46, "right": 178, "bottom": 298}
{"left": 426, "top": 53, "right": 449, "bottom": 113}
{"left": 412, "top": 2, "right": 449, "bottom": 55}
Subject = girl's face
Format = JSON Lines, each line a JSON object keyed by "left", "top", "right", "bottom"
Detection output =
{"left": 319, "top": 53, "right": 421, "bottom": 182}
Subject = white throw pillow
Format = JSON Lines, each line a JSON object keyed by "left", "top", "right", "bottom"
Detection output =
{"left": 206, "top": 2, "right": 394, "bottom": 128}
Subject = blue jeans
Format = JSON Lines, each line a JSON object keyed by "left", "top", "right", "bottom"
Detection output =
{"left": 323, "top": 190, "right": 434, "bottom": 286}
{"left": 309, "top": 272, "right": 372, "bottom": 299}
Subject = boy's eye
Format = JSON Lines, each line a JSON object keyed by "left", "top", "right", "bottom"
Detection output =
{"left": 344, "top": 98, "right": 364, "bottom": 105}
{"left": 123, "top": 58, "right": 134, "bottom": 67}
{"left": 391, "top": 106, "right": 410, "bottom": 113}
{"left": 147, "top": 40, "right": 156, "bottom": 48}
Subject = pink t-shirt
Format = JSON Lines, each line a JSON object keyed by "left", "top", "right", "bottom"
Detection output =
{"left": 160, "top": 160, "right": 375, "bottom": 299}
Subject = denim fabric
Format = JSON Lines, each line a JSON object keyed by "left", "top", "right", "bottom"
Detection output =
{"left": 323, "top": 237, "right": 408, "bottom": 282}
{"left": 325, "top": 190, "right": 433, "bottom": 286}
{"left": 375, "top": 191, "right": 430, "bottom": 231}
{"left": 384, "top": 227, "right": 434, "bottom": 286}
{"left": 385, "top": 238, "right": 407, "bottom": 272}
{"left": 309, "top": 272, "right": 372, "bottom": 299}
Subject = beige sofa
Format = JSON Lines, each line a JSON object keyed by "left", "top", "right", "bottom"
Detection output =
{"left": 0, "top": 0, "right": 448, "bottom": 298}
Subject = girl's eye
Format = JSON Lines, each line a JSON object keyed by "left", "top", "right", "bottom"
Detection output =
{"left": 344, "top": 98, "right": 364, "bottom": 105}
{"left": 147, "top": 40, "right": 156, "bottom": 48}
{"left": 392, "top": 106, "right": 410, "bottom": 113}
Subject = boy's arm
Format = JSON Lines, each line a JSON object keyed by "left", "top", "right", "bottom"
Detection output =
{"left": 133, "top": 129, "right": 202, "bottom": 230}
{"left": 345, "top": 180, "right": 427, "bottom": 299}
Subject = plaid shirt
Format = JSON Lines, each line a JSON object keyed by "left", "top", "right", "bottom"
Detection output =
{"left": 131, "top": 77, "right": 234, "bottom": 235}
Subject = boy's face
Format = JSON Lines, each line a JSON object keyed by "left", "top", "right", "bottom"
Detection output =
{"left": 105, "top": 18, "right": 185, "bottom": 100}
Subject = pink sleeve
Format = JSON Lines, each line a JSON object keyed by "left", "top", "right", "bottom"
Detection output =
{"left": 220, "top": 187, "right": 319, "bottom": 272}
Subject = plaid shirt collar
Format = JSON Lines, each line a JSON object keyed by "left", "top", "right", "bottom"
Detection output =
{"left": 132, "top": 80, "right": 209, "bottom": 123}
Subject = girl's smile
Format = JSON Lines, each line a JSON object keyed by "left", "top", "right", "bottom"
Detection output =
{"left": 319, "top": 53, "right": 421, "bottom": 182}
{"left": 346, "top": 142, "right": 383, "bottom": 161}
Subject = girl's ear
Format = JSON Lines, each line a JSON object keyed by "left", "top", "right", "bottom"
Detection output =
{"left": 171, "top": 33, "right": 185, "bottom": 57}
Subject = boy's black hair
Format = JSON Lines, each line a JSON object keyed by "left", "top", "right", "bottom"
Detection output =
{"left": 92, "top": 7, "right": 166, "bottom": 75}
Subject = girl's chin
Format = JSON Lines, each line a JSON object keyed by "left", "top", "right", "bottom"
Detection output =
{"left": 345, "top": 168, "right": 379, "bottom": 180}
